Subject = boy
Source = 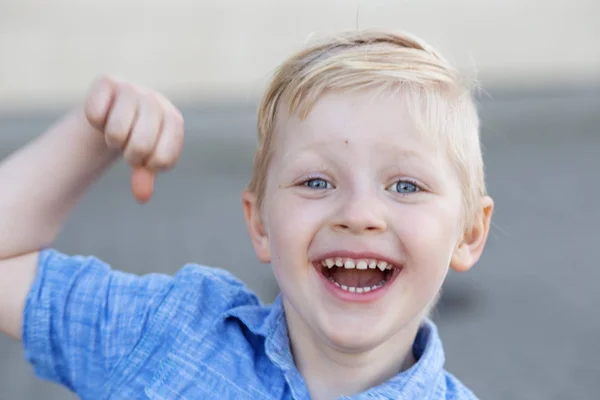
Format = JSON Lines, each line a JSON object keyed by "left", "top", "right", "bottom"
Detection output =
{"left": 0, "top": 30, "right": 493, "bottom": 399}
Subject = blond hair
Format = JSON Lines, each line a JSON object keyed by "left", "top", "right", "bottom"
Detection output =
{"left": 247, "top": 30, "right": 487, "bottom": 231}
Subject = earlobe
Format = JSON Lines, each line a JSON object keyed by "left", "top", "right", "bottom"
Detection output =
{"left": 242, "top": 191, "right": 271, "bottom": 263}
{"left": 450, "top": 196, "right": 494, "bottom": 273}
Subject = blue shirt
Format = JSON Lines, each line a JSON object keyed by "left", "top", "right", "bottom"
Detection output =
{"left": 22, "top": 248, "right": 478, "bottom": 400}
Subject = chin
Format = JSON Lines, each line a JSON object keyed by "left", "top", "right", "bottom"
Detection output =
{"left": 318, "top": 316, "right": 391, "bottom": 352}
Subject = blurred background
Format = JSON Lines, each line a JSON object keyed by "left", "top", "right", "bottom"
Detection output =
{"left": 0, "top": 1, "right": 598, "bottom": 399}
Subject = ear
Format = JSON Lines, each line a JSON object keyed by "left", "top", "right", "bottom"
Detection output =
{"left": 450, "top": 196, "right": 494, "bottom": 273}
{"left": 242, "top": 190, "right": 271, "bottom": 263}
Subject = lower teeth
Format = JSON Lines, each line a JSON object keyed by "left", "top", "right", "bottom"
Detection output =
{"left": 328, "top": 277, "right": 387, "bottom": 293}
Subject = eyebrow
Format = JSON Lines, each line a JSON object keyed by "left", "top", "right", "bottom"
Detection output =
{"left": 384, "top": 147, "right": 425, "bottom": 161}
{"left": 386, "top": 146, "right": 436, "bottom": 165}
{"left": 283, "top": 140, "right": 438, "bottom": 174}
{"left": 307, "top": 140, "right": 430, "bottom": 162}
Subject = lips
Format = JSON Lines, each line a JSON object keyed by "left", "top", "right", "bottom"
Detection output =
{"left": 313, "top": 254, "right": 400, "bottom": 294}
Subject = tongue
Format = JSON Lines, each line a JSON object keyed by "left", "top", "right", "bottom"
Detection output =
{"left": 330, "top": 268, "right": 385, "bottom": 287}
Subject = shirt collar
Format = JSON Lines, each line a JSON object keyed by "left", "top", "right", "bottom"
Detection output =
{"left": 221, "top": 295, "right": 295, "bottom": 370}
{"left": 227, "top": 294, "right": 446, "bottom": 398}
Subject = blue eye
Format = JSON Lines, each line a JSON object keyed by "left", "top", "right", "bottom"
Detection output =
{"left": 304, "top": 178, "right": 331, "bottom": 189}
{"left": 388, "top": 180, "right": 419, "bottom": 194}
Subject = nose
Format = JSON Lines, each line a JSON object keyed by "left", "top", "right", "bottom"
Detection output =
{"left": 331, "top": 190, "right": 387, "bottom": 234}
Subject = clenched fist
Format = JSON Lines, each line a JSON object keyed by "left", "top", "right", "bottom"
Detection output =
{"left": 83, "top": 76, "right": 184, "bottom": 203}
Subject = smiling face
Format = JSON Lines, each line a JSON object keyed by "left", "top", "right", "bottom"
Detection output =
{"left": 243, "top": 88, "right": 491, "bottom": 353}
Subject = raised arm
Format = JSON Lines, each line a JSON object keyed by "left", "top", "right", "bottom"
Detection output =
{"left": 0, "top": 76, "right": 184, "bottom": 339}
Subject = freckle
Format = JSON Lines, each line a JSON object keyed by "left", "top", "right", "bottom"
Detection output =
{"left": 344, "top": 140, "right": 349, "bottom": 145}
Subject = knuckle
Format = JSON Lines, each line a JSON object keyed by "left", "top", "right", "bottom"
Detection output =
{"left": 105, "top": 111, "right": 129, "bottom": 133}
{"left": 131, "top": 137, "right": 154, "bottom": 157}
{"left": 145, "top": 92, "right": 161, "bottom": 105}
{"left": 84, "top": 101, "right": 102, "bottom": 126}
{"left": 150, "top": 153, "right": 173, "bottom": 169}
{"left": 138, "top": 92, "right": 159, "bottom": 111}
{"left": 95, "top": 74, "right": 114, "bottom": 87}
{"left": 157, "top": 94, "right": 183, "bottom": 124}
{"left": 84, "top": 77, "right": 115, "bottom": 126}
{"left": 167, "top": 113, "right": 185, "bottom": 139}
{"left": 172, "top": 109, "right": 184, "bottom": 125}
{"left": 89, "top": 75, "right": 111, "bottom": 95}
{"left": 139, "top": 139, "right": 155, "bottom": 155}
{"left": 138, "top": 96, "right": 162, "bottom": 124}
{"left": 172, "top": 113, "right": 185, "bottom": 134}
{"left": 104, "top": 126, "right": 127, "bottom": 147}
{"left": 120, "top": 87, "right": 139, "bottom": 109}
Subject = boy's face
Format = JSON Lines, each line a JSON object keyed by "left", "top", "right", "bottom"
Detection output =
{"left": 244, "top": 89, "right": 491, "bottom": 352}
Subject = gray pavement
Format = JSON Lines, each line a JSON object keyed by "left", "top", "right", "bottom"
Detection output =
{"left": 0, "top": 87, "right": 599, "bottom": 399}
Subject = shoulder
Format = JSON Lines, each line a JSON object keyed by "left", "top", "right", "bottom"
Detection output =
{"left": 170, "top": 262, "right": 261, "bottom": 309}
{"left": 24, "top": 249, "right": 266, "bottom": 397}
{"left": 126, "top": 261, "right": 263, "bottom": 338}
{"left": 32, "top": 248, "right": 262, "bottom": 333}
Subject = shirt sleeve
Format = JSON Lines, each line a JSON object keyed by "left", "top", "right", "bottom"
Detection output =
{"left": 21, "top": 248, "right": 172, "bottom": 395}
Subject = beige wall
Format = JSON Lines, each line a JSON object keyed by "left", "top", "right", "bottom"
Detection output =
{"left": 1, "top": 0, "right": 599, "bottom": 111}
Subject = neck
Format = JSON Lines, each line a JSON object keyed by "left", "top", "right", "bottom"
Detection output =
{"left": 284, "top": 300, "right": 421, "bottom": 400}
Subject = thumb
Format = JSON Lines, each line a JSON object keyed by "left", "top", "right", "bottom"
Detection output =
{"left": 131, "top": 166, "right": 155, "bottom": 204}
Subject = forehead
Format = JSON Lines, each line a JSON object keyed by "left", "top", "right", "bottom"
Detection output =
{"left": 272, "top": 89, "right": 442, "bottom": 165}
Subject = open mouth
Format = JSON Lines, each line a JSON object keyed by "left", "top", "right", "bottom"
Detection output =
{"left": 316, "top": 257, "right": 399, "bottom": 294}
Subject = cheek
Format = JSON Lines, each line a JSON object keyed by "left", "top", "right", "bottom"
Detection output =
{"left": 395, "top": 203, "right": 460, "bottom": 275}
{"left": 264, "top": 192, "right": 324, "bottom": 269}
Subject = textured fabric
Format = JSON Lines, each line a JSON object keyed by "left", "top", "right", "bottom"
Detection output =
{"left": 22, "top": 248, "right": 477, "bottom": 400}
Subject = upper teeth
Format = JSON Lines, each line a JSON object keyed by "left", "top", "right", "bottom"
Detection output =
{"left": 321, "top": 257, "right": 392, "bottom": 271}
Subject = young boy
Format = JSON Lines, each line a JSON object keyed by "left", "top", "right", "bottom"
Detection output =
{"left": 0, "top": 30, "right": 493, "bottom": 399}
